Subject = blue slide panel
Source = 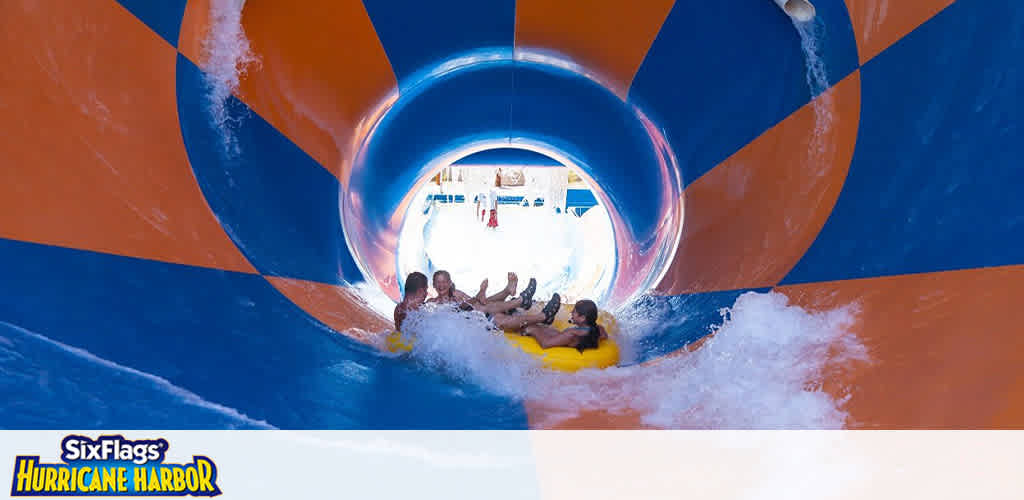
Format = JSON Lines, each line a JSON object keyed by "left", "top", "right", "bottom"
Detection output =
{"left": 783, "top": 0, "right": 1024, "bottom": 284}
{"left": 176, "top": 55, "right": 363, "bottom": 285}
{"left": 629, "top": 0, "right": 858, "bottom": 186}
{"left": 0, "top": 238, "right": 529, "bottom": 429}
{"left": 114, "top": 0, "right": 187, "bottom": 47}
{"left": 361, "top": 0, "right": 516, "bottom": 85}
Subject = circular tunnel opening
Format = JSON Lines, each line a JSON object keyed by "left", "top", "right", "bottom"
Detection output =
{"left": 395, "top": 147, "right": 617, "bottom": 304}
{"left": 341, "top": 48, "right": 686, "bottom": 309}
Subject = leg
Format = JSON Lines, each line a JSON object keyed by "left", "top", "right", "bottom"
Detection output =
{"left": 473, "top": 279, "right": 489, "bottom": 304}
{"left": 485, "top": 272, "right": 517, "bottom": 303}
{"left": 476, "top": 298, "right": 523, "bottom": 315}
{"left": 490, "top": 312, "right": 546, "bottom": 332}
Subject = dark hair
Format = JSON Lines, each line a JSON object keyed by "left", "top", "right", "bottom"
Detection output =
{"left": 573, "top": 300, "right": 600, "bottom": 352}
{"left": 432, "top": 270, "right": 454, "bottom": 298}
{"left": 404, "top": 272, "right": 428, "bottom": 297}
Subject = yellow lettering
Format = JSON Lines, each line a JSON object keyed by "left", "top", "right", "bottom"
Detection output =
{"left": 14, "top": 458, "right": 33, "bottom": 492}
{"left": 133, "top": 467, "right": 147, "bottom": 492}
{"left": 147, "top": 467, "right": 162, "bottom": 491}
{"left": 185, "top": 468, "right": 199, "bottom": 491}
{"left": 117, "top": 467, "right": 128, "bottom": 492}
{"left": 57, "top": 467, "right": 71, "bottom": 492}
{"left": 43, "top": 467, "right": 57, "bottom": 492}
{"left": 76, "top": 467, "right": 90, "bottom": 492}
{"left": 172, "top": 467, "right": 186, "bottom": 491}
{"left": 159, "top": 467, "right": 173, "bottom": 491}
{"left": 31, "top": 465, "right": 43, "bottom": 491}
{"left": 88, "top": 466, "right": 102, "bottom": 492}
{"left": 102, "top": 467, "right": 117, "bottom": 491}
{"left": 197, "top": 459, "right": 214, "bottom": 492}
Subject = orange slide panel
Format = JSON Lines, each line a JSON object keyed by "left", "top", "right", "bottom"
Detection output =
{"left": 844, "top": 0, "right": 956, "bottom": 64}
{"left": 657, "top": 70, "right": 861, "bottom": 295}
{"left": 515, "top": 0, "right": 675, "bottom": 100}
{"left": 179, "top": 0, "right": 397, "bottom": 183}
{"left": 779, "top": 265, "right": 1024, "bottom": 428}
{"left": 0, "top": 0, "right": 253, "bottom": 273}
{"left": 266, "top": 277, "right": 393, "bottom": 344}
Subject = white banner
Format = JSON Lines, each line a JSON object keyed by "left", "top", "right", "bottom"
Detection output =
{"left": 2, "top": 431, "right": 1021, "bottom": 499}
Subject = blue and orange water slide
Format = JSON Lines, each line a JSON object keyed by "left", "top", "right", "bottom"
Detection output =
{"left": 1, "top": 0, "right": 1022, "bottom": 429}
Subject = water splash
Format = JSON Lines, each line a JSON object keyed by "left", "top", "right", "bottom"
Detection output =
{"left": 202, "top": 0, "right": 259, "bottom": 156}
{"left": 394, "top": 291, "right": 868, "bottom": 429}
{"left": 399, "top": 304, "right": 547, "bottom": 397}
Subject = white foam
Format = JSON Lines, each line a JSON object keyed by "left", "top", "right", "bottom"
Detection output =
{"left": 349, "top": 280, "right": 401, "bottom": 322}
{"left": 391, "top": 291, "right": 868, "bottom": 429}
{"left": 632, "top": 291, "right": 868, "bottom": 429}
{"left": 399, "top": 304, "right": 546, "bottom": 397}
{"left": 201, "top": 0, "right": 259, "bottom": 155}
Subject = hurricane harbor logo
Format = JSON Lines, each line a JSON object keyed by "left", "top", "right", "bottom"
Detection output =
{"left": 10, "top": 435, "right": 221, "bottom": 496}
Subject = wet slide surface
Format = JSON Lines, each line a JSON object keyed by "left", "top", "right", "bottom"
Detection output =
{"left": 1, "top": 0, "right": 1022, "bottom": 429}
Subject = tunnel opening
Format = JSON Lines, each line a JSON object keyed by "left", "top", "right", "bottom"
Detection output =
{"left": 395, "top": 147, "right": 617, "bottom": 304}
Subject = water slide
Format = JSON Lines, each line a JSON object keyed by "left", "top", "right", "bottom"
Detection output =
{"left": 1, "top": 0, "right": 1022, "bottom": 431}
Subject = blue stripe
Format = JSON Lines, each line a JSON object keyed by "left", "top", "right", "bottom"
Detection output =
{"left": 0, "top": 238, "right": 529, "bottom": 429}
{"left": 782, "top": 0, "right": 1024, "bottom": 284}
{"left": 114, "top": 0, "right": 187, "bottom": 47}
{"left": 352, "top": 58, "right": 666, "bottom": 245}
{"left": 454, "top": 148, "right": 562, "bottom": 166}
{"left": 175, "top": 54, "right": 363, "bottom": 285}
{"left": 628, "top": 0, "right": 858, "bottom": 187}
{"left": 361, "top": 0, "right": 516, "bottom": 85}
{"left": 566, "top": 189, "right": 597, "bottom": 209}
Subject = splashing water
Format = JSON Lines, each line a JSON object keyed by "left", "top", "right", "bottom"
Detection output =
{"left": 202, "top": 0, "right": 259, "bottom": 155}
{"left": 399, "top": 304, "right": 547, "bottom": 397}
{"left": 392, "top": 291, "right": 868, "bottom": 429}
{"left": 794, "top": 18, "right": 833, "bottom": 159}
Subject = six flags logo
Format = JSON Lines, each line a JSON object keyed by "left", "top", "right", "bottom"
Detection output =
{"left": 10, "top": 435, "right": 221, "bottom": 497}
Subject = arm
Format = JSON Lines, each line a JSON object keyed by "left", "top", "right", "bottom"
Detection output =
{"left": 535, "top": 327, "right": 589, "bottom": 349}
{"left": 393, "top": 305, "right": 406, "bottom": 332}
{"left": 598, "top": 325, "right": 608, "bottom": 340}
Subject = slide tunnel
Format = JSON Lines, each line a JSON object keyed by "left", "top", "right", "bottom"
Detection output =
{"left": 1, "top": 0, "right": 1023, "bottom": 430}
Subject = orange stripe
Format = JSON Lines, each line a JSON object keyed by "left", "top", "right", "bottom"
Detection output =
{"left": 0, "top": 0, "right": 254, "bottom": 273}
{"left": 514, "top": 0, "right": 675, "bottom": 99}
{"left": 178, "top": 0, "right": 210, "bottom": 67}
{"left": 529, "top": 266, "right": 1024, "bottom": 429}
{"left": 525, "top": 403, "right": 649, "bottom": 430}
{"left": 179, "top": 0, "right": 397, "bottom": 182}
{"left": 656, "top": 70, "right": 861, "bottom": 295}
{"left": 265, "top": 277, "right": 393, "bottom": 344}
{"left": 844, "top": 0, "right": 955, "bottom": 64}
{"left": 778, "top": 265, "right": 1024, "bottom": 428}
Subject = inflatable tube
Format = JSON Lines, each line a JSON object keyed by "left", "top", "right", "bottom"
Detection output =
{"left": 386, "top": 305, "right": 621, "bottom": 372}
{"left": 503, "top": 333, "right": 619, "bottom": 372}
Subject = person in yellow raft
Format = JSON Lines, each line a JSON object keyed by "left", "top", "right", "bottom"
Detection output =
{"left": 393, "top": 271, "right": 560, "bottom": 332}
{"left": 521, "top": 299, "right": 608, "bottom": 352}
{"left": 392, "top": 272, "right": 617, "bottom": 371}
{"left": 427, "top": 271, "right": 607, "bottom": 352}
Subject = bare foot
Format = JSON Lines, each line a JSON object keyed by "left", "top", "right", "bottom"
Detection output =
{"left": 505, "top": 272, "right": 518, "bottom": 295}
{"left": 475, "top": 279, "right": 488, "bottom": 303}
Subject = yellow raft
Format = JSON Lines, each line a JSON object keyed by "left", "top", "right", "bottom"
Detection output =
{"left": 386, "top": 305, "right": 620, "bottom": 372}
